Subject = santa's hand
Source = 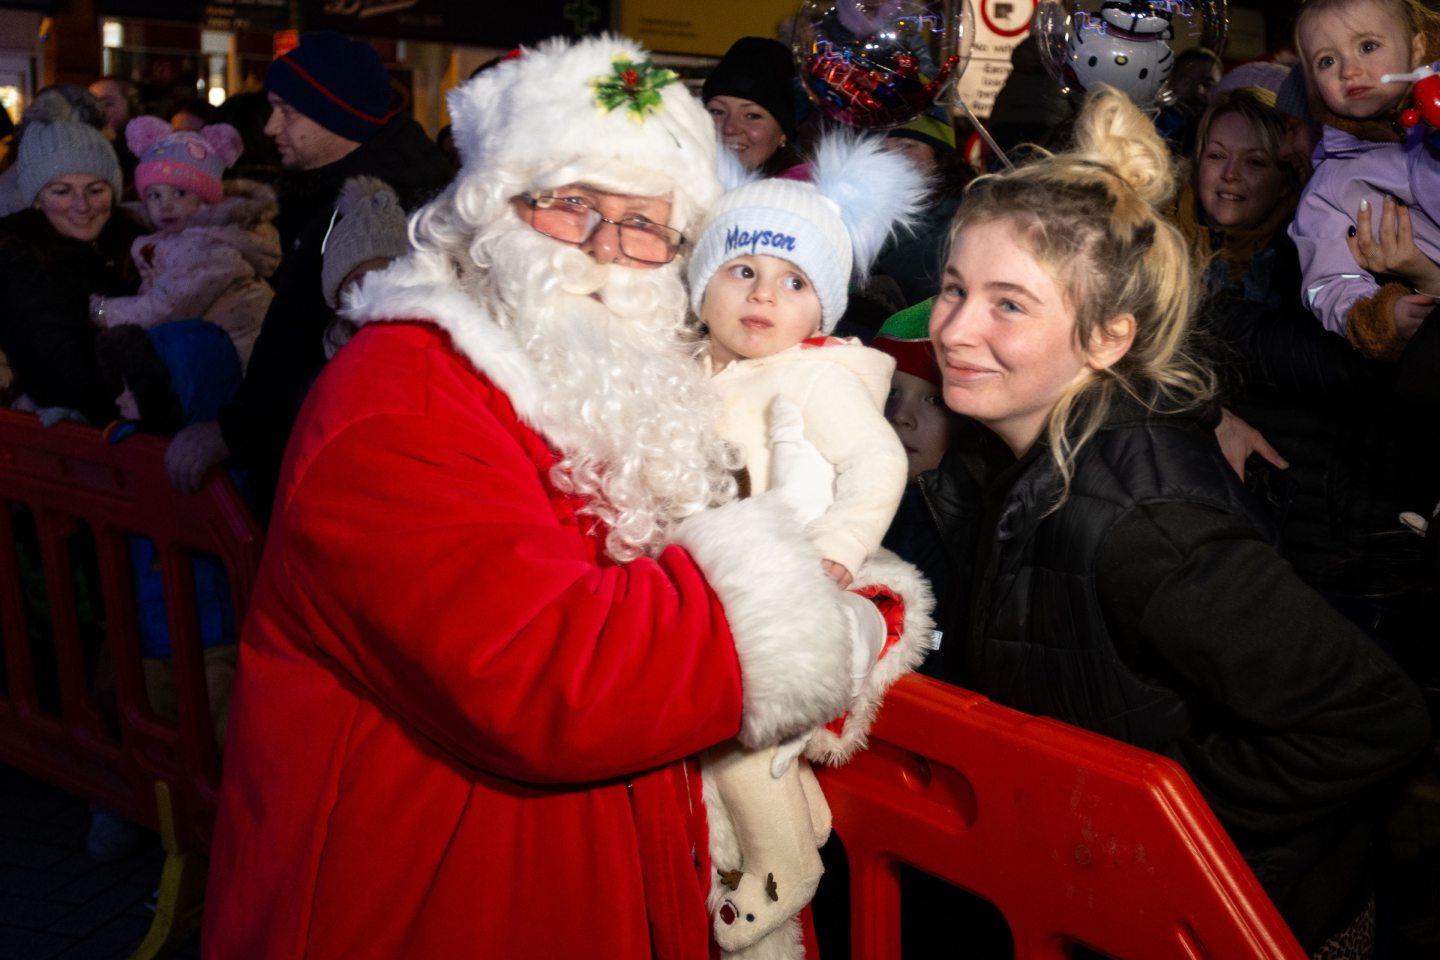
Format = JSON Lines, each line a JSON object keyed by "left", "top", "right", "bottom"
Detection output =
{"left": 767, "top": 396, "right": 831, "bottom": 525}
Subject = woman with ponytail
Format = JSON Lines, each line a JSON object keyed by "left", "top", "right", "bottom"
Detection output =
{"left": 927, "top": 86, "right": 1427, "bottom": 959}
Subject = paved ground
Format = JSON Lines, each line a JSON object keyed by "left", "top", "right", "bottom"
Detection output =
{"left": 0, "top": 764, "right": 199, "bottom": 960}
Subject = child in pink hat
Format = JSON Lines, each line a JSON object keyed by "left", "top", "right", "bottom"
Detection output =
{"left": 88, "top": 116, "right": 281, "bottom": 368}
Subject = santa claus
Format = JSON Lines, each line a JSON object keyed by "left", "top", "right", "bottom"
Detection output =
{"left": 204, "top": 34, "right": 928, "bottom": 960}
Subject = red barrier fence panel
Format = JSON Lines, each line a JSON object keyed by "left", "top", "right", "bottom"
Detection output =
{"left": 0, "top": 408, "right": 1309, "bottom": 959}
{"left": 817, "top": 674, "right": 1307, "bottom": 960}
{"left": 0, "top": 411, "right": 262, "bottom": 855}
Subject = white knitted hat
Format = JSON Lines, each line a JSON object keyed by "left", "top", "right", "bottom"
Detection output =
{"left": 446, "top": 34, "right": 721, "bottom": 234}
{"left": 687, "top": 134, "right": 927, "bottom": 333}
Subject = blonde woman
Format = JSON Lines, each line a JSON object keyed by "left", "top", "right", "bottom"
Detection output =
{"left": 927, "top": 87, "right": 1427, "bottom": 959}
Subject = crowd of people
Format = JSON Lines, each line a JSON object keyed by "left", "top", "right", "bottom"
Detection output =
{"left": 1, "top": 4, "right": 1437, "bottom": 958}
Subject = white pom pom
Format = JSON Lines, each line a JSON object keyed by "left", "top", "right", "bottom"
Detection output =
{"left": 807, "top": 132, "right": 929, "bottom": 279}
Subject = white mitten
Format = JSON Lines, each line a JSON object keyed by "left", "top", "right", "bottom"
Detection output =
{"left": 767, "top": 396, "right": 832, "bottom": 525}
{"left": 769, "top": 589, "right": 887, "bottom": 779}
{"left": 841, "top": 590, "right": 887, "bottom": 700}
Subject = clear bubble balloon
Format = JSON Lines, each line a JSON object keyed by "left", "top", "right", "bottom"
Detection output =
{"left": 792, "top": 0, "right": 974, "bottom": 130}
{"left": 1034, "top": 1, "right": 1227, "bottom": 110}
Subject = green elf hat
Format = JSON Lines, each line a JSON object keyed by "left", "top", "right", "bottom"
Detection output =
{"left": 872, "top": 297, "right": 940, "bottom": 384}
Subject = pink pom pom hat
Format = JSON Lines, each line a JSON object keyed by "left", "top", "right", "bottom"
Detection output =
{"left": 127, "top": 116, "right": 243, "bottom": 205}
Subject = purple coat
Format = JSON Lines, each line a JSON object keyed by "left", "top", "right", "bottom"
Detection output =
{"left": 1289, "top": 102, "right": 1440, "bottom": 336}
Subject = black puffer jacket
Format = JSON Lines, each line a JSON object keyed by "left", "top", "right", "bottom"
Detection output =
{"left": 932, "top": 403, "right": 1429, "bottom": 953}
{"left": 0, "top": 207, "right": 141, "bottom": 424}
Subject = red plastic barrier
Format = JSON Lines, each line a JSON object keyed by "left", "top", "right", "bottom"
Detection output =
{"left": 816, "top": 674, "right": 1307, "bottom": 959}
{"left": 0, "top": 411, "right": 261, "bottom": 854}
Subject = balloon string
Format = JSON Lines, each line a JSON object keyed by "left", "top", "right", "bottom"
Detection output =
{"left": 951, "top": 94, "right": 1014, "bottom": 171}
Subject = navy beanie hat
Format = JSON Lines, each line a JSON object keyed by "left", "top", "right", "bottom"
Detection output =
{"left": 265, "top": 31, "right": 393, "bottom": 143}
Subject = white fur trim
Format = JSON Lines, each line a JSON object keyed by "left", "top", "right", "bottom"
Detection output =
{"left": 673, "top": 496, "right": 852, "bottom": 748}
{"left": 809, "top": 133, "right": 928, "bottom": 281}
{"left": 341, "top": 254, "right": 553, "bottom": 430}
{"left": 805, "top": 546, "right": 933, "bottom": 766}
{"left": 715, "top": 145, "right": 758, "bottom": 193}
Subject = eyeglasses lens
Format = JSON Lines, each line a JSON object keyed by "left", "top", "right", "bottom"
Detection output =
{"left": 529, "top": 197, "right": 678, "bottom": 264}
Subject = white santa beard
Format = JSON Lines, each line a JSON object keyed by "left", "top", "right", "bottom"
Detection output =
{"left": 479, "top": 222, "right": 737, "bottom": 561}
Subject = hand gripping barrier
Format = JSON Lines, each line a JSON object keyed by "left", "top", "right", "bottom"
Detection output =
{"left": 0, "top": 411, "right": 262, "bottom": 958}
{"left": 815, "top": 674, "right": 1307, "bottom": 959}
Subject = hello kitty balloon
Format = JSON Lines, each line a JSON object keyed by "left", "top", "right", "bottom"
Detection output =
{"left": 1035, "top": 0, "right": 1226, "bottom": 109}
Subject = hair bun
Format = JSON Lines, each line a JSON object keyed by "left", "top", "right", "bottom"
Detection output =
{"left": 1070, "top": 85, "right": 1175, "bottom": 209}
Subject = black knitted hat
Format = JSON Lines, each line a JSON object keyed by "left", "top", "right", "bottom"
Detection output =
{"left": 702, "top": 36, "right": 797, "bottom": 137}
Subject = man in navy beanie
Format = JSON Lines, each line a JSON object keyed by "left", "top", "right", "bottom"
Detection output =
{"left": 165, "top": 30, "right": 451, "bottom": 524}
{"left": 263, "top": 30, "right": 393, "bottom": 168}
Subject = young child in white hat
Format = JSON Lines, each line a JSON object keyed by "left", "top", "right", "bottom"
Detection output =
{"left": 687, "top": 134, "right": 929, "bottom": 955}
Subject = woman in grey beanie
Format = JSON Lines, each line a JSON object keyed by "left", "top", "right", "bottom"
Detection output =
{"left": 0, "top": 118, "right": 140, "bottom": 426}
{"left": 16, "top": 119, "right": 123, "bottom": 214}
{"left": 0, "top": 87, "right": 116, "bottom": 218}
{"left": 0, "top": 113, "right": 143, "bottom": 858}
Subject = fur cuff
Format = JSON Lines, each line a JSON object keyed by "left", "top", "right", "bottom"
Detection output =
{"left": 805, "top": 547, "right": 933, "bottom": 766}
{"left": 1346, "top": 283, "right": 1411, "bottom": 361}
{"left": 673, "top": 496, "right": 851, "bottom": 749}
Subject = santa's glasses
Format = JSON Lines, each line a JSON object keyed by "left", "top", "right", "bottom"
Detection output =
{"left": 516, "top": 193, "right": 684, "bottom": 264}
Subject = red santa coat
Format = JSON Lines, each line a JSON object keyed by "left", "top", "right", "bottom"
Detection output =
{"left": 204, "top": 269, "right": 857, "bottom": 959}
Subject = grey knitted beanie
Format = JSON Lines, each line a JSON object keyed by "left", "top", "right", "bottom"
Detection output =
{"left": 17, "top": 120, "right": 122, "bottom": 209}
{"left": 321, "top": 175, "right": 410, "bottom": 309}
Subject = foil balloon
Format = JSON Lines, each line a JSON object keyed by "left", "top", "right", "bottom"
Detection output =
{"left": 792, "top": 0, "right": 974, "bottom": 129}
{"left": 1034, "top": 1, "right": 1227, "bottom": 109}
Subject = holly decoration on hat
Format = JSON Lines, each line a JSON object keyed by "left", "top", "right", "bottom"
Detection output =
{"left": 593, "top": 56, "right": 677, "bottom": 119}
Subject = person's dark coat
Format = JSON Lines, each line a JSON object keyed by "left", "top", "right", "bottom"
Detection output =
{"left": 0, "top": 207, "right": 141, "bottom": 423}
{"left": 1199, "top": 226, "right": 1420, "bottom": 590}
{"left": 931, "top": 402, "right": 1429, "bottom": 953}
